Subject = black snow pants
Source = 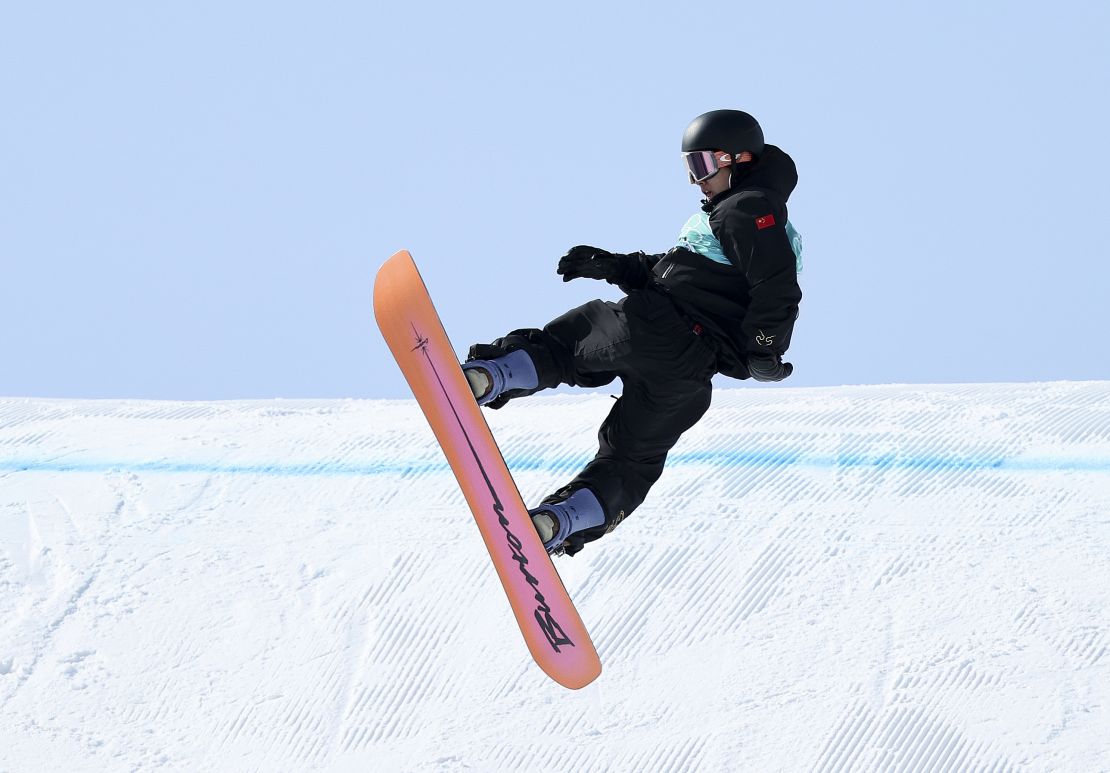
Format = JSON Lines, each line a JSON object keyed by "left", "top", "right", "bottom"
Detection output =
{"left": 477, "top": 285, "right": 718, "bottom": 554}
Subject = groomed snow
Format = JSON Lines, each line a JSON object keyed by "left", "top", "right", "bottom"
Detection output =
{"left": 2, "top": 382, "right": 1109, "bottom": 771}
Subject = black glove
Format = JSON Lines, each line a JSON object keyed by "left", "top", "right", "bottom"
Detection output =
{"left": 556, "top": 245, "right": 629, "bottom": 283}
{"left": 747, "top": 354, "right": 793, "bottom": 382}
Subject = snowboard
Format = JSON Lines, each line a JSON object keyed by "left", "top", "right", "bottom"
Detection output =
{"left": 373, "top": 250, "right": 601, "bottom": 690}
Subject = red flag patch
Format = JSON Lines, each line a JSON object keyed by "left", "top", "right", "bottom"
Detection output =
{"left": 755, "top": 214, "right": 776, "bottom": 230}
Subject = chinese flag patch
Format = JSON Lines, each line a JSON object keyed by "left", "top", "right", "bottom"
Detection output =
{"left": 755, "top": 214, "right": 776, "bottom": 230}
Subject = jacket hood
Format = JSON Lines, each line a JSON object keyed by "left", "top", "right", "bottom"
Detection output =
{"left": 704, "top": 144, "right": 797, "bottom": 210}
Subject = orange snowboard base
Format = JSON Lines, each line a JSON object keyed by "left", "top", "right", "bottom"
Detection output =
{"left": 373, "top": 250, "right": 601, "bottom": 689}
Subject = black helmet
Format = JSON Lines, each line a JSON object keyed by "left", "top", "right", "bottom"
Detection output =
{"left": 682, "top": 109, "right": 765, "bottom": 157}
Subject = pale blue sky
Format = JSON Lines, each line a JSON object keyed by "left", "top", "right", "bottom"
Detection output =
{"left": 2, "top": 1, "right": 1107, "bottom": 399}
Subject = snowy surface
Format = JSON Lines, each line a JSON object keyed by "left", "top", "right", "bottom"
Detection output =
{"left": 2, "top": 382, "right": 1109, "bottom": 771}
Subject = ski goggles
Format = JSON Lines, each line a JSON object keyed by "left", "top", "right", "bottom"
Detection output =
{"left": 683, "top": 150, "right": 733, "bottom": 184}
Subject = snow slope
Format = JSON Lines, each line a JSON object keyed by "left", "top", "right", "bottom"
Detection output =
{"left": 1, "top": 382, "right": 1109, "bottom": 771}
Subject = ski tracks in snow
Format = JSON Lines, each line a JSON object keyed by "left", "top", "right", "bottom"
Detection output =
{"left": 1, "top": 385, "right": 1109, "bottom": 770}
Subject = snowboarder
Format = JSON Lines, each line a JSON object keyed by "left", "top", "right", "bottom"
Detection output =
{"left": 462, "top": 109, "right": 803, "bottom": 556}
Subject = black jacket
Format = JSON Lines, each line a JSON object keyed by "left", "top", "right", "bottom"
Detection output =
{"left": 618, "top": 144, "right": 802, "bottom": 379}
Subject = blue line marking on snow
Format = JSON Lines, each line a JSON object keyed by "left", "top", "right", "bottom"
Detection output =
{"left": 0, "top": 458, "right": 443, "bottom": 478}
{"left": 2, "top": 450, "right": 1109, "bottom": 477}
{"left": 668, "top": 448, "right": 1110, "bottom": 473}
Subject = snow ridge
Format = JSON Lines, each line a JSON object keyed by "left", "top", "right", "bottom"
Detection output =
{"left": 1, "top": 382, "right": 1108, "bottom": 771}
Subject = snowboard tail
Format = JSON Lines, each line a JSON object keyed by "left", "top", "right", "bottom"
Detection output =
{"left": 373, "top": 250, "right": 601, "bottom": 689}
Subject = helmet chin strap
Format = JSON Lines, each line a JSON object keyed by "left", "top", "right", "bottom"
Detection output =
{"left": 725, "top": 151, "right": 741, "bottom": 188}
{"left": 729, "top": 152, "right": 756, "bottom": 187}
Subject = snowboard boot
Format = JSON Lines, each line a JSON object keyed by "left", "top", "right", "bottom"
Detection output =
{"left": 464, "top": 367, "right": 493, "bottom": 403}
{"left": 462, "top": 349, "right": 539, "bottom": 407}
{"left": 528, "top": 487, "right": 606, "bottom": 555}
